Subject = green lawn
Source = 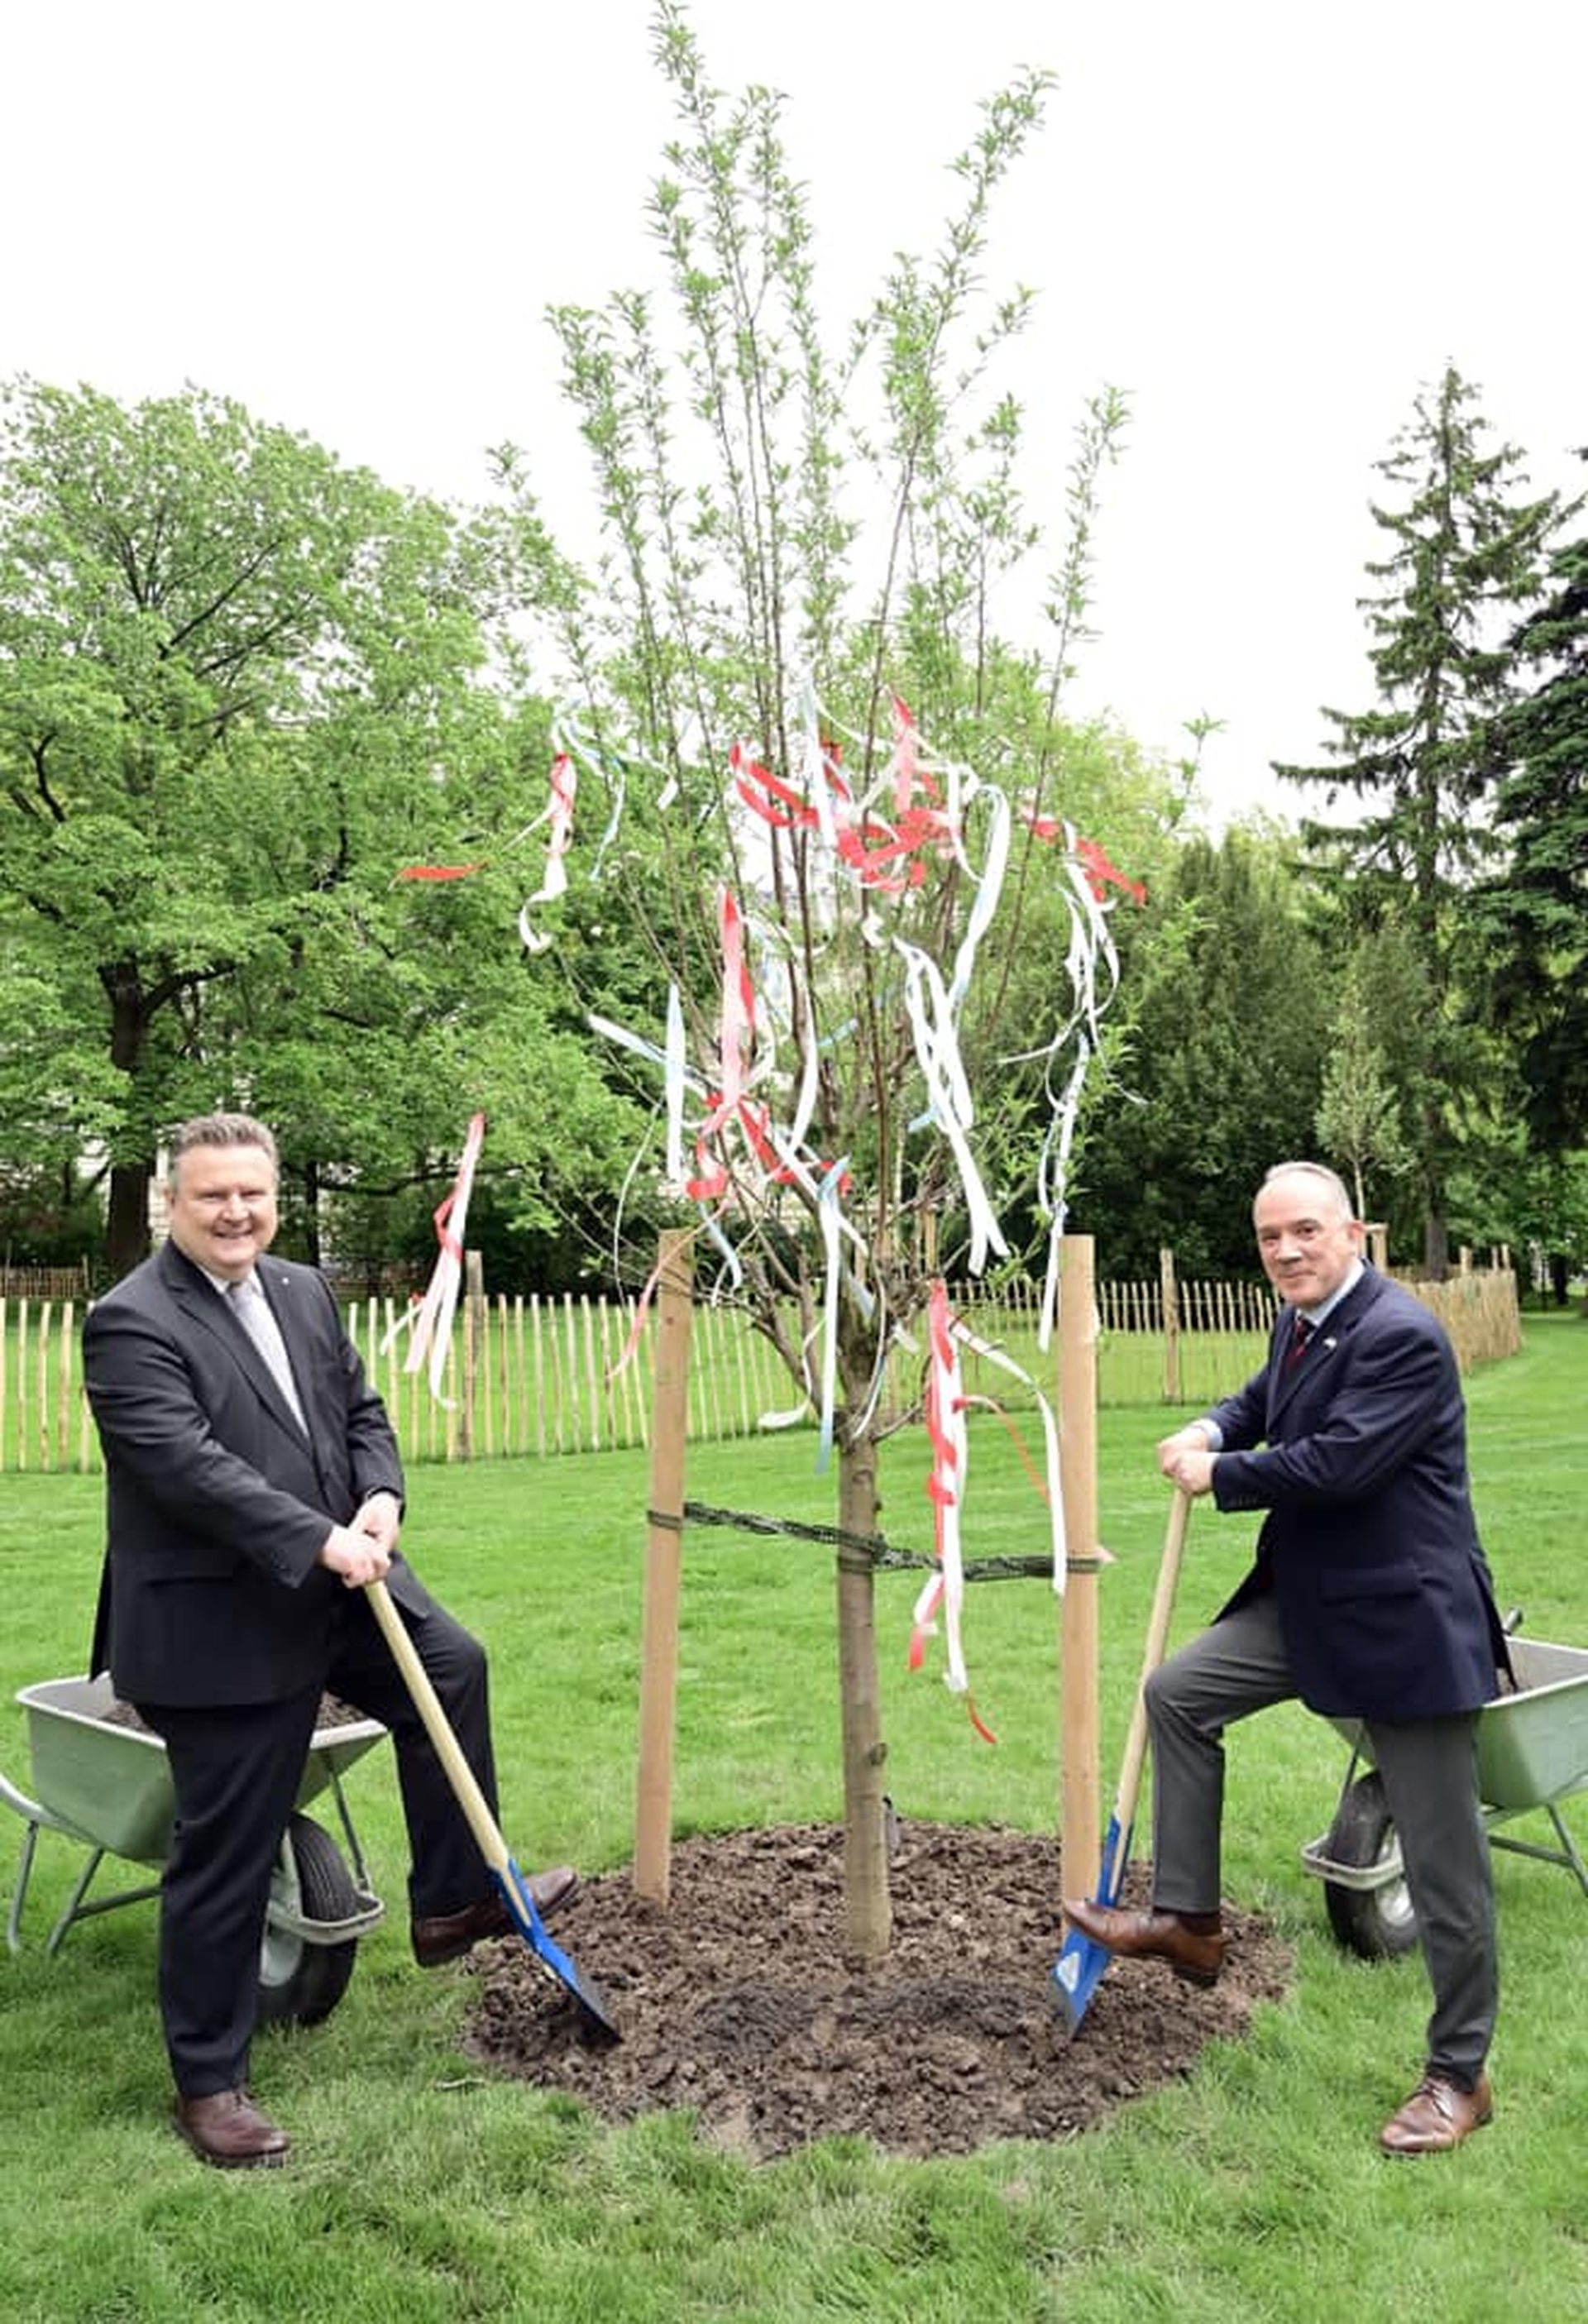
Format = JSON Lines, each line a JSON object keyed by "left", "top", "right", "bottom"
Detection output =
{"left": 1, "top": 1316, "right": 1585, "bottom": 2321}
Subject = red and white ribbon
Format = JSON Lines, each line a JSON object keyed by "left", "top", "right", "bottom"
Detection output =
{"left": 516, "top": 753, "right": 577, "bottom": 954}
{"left": 393, "top": 1112, "right": 485, "bottom": 1402}
{"left": 556, "top": 690, "right": 1141, "bottom": 1705}
{"left": 909, "top": 1281, "right": 997, "bottom": 1741}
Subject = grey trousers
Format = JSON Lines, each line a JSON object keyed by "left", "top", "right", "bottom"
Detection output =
{"left": 1144, "top": 1590, "right": 1496, "bottom": 2087}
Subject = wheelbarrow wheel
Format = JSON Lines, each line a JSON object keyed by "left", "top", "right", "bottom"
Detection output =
{"left": 257, "top": 1813, "right": 360, "bottom": 2028}
{"left": 1322, "top": 1771, "right": 1419, "bottom": 1960}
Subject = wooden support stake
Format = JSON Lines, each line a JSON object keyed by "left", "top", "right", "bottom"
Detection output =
{"left": 1160, "top": 1245, "right": 1180, "bottom": 1404}
{"left": 457, "top": 1249, "right": 483, "bottom": 1461}
{"left": 1059, "top": 1234, "right": 1103, "bottom": 1907}
{"left": 634, "top": 1231, "right": 694, "bottom": 1905}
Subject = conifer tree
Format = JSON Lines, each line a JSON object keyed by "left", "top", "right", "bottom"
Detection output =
{"left": 1275, "top": 364, "right": 1563, "bottom": 1273}
{"left": 1480, "top": 457, "right": 1588, "bottom": 1153}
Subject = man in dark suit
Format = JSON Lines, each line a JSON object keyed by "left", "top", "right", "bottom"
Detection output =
{"left": 83, "top": 1112, "right": 578, "bottom": 2169}
{"left": 1064, "top": 1161, "right": 1509, "bottom": 2154}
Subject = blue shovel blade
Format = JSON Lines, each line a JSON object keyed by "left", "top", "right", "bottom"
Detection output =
{"left": 495, "top": 1856, "right": 620, "bottom": 2040}
{"left": 1049, "top": 1815, "right": 1130, "bottom": 2037}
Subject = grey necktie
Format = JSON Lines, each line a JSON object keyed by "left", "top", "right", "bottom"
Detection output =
{"left": 227, "top": 1274, "right": 308, "bottom": 1432}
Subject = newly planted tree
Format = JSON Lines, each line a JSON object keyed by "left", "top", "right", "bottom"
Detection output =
{"left": 497, "top": 4, "right": 1161, "bottom": 1956}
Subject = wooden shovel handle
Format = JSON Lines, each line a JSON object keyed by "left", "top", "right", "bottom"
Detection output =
{"left": 1112, "top": 1488, "right": 1192, "bottom": 1834}
{"left": 364, "top": 1577, "right": 510, "bottom": 1880}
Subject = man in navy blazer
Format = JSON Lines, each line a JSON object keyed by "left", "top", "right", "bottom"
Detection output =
{"left": 84, "top": 1113, "right": 577, "bottom": 2169}
{"left": 1064, "top": 1162, "right": 1509, "bottom": 2154}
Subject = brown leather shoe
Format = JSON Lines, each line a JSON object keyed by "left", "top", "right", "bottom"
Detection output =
{"left": 1380, "top": 2071, "right": 1493, "bottom": 2154}
{"left": 411, "top": 1867, "right": 580, "bottom": 1966}
{"left": 174, "top": 2088, "right": 289, "bottom": 2169}
{"left": 1062, "top": 1898, "right": 1228, "bottom": 1987}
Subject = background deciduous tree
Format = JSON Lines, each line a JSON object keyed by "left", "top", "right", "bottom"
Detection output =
{"left": 0, "top": 378, "right": 643, "bottom": 1277}
{"left": 1313, "top": 939, "right": 1414, "bottom": 1224}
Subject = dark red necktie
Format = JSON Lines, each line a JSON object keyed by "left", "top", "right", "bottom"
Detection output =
{"left": 1284, "top": 1315, "right": 1313, "bottom": 1373}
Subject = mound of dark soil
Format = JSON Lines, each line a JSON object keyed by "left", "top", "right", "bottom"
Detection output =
{"left": 464, "top": 1821, "right": 1293, "bottom": 2161}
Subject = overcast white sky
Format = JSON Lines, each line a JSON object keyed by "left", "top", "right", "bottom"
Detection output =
{"left": 5, "top": 0, "right": 1582, "bottom": 823}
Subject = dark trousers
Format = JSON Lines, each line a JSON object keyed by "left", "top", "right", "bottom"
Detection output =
{"left": 1144, "top": 1592, "right": 1496, "bottom": 2088}
{"left": 139, "top": 1590, "right": 499, "bottom": 2097}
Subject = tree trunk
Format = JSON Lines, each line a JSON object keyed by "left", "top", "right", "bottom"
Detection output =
{"left": 835, "top": 1424, "right": 892, "bottom": 1963}
{"left": 299, "top": 1156, "right": 320, "bottom": 1267}
{"left": 1422, "top": 1132, "right": 1449, "bottom": 1280}
{"left": 105, "top": 1160, "right": 153, "bottom": 1282}
{"left": 1419, "top": 1086, "right": 1450, "bottom": 1280}
{"left": 101, "top": 965, "right": 154, "bottom": 1281}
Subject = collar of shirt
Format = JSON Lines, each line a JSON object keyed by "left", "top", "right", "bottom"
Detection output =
{"left": 201, "top": 1264, "right": 256, "bottom": 1299}
{"left": 1293, "top": 1255, "right": 1365, "bottom": 1332}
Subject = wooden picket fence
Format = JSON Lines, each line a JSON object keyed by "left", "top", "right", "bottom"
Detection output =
{"left": 0, "top": 1257, "right": 1520, "bottom": 1477}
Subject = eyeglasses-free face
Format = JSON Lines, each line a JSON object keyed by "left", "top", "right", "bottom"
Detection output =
{"left": 1252, "top": 1170, "right": 1360, "bottom": 1308}
{"left": 165, "top": 1145, "right": 280, "bottom": 1281}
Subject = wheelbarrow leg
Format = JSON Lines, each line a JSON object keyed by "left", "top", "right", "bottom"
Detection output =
{"left": 320, "top": 1762, "right": 374, "bottom": 1895}
{"left": 1548, "top": 1804, "right": 1588, "bottom": 1897}
{"left": 46, "top": 1844, "right": 109, "bottom": 1957}
{"left": 1486, "top": 1801, "right": 1588, "bottom": 1898}
{"left": 7, "top": 1820, "right": 42, "bottom": 1955}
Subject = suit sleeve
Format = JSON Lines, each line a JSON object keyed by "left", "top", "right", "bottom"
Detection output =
{"left": 84, "top": 1298, "right": 342, "bottom": 1591}
{"left": 1213, "top": 1309, "right": 1452, "bottom": 1512}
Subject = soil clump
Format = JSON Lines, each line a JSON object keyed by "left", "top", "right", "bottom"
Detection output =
{"left": 465, "top": 1820, "right": 1293, "bottom": 2161}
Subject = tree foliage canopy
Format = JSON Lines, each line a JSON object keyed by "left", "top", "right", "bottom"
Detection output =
{"left": 0, "top": 376, "right": 642, "bottom": 1275}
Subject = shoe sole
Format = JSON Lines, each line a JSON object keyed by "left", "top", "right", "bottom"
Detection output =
{"left": 174, "top": 2124, "right": 289, "bottom": 2169}
{"left": 412, "top": 1935, "right": 481, "bottom": 1968}
{"left": 1169, "top": 1960, "right": 1225, "bottom": 1988}
{"left": 1380, "top": 2103, "right": 1493, "bottom": 2155}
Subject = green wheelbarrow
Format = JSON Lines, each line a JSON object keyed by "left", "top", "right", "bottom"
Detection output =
{"left": 1301, "top": 1629, "right": 1588, "bottom": 1958}
{"left": 3, "top": 1671, "right": 388, "bottom": 2026}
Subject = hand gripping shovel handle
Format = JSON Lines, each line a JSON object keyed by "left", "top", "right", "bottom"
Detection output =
{"left": 364, "top": 1578, "right": 619, "bottom": 2039}
{"left": 1050, "top": 1488, "right": 1192, "bottom": 2033}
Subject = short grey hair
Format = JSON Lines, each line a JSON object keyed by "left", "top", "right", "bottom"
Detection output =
{"left": 1257, "top": 1160, "right": 1354, "bottom": 1217}
{"left": 168, "top": 1113, "right": 280, "bottom": 1185}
